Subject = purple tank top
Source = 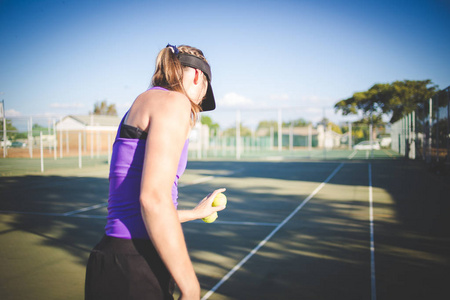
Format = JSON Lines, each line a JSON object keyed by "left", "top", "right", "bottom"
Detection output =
{"left": 105, "top": 87, "right": 189, "bottom": 239}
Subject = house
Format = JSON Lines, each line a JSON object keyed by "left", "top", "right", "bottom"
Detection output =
{"left": 55, "top": 115, "right": 121, "bottom": 154}
{"left": 56, "top": 115, "right": 121, "bottom": 131}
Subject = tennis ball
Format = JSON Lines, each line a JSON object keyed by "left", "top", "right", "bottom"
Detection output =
{"left": 212, "top": 192, "right": 227, "bottom": 207}
{"left": 202, "top": 212, "right": 218, "bottom": 223}
{"left": 202, "top": 193, "right": 227, "bottom": 223}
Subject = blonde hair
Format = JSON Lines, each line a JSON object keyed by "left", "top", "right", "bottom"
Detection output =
{"left": 151, "top": 45, "right": 208, "bottom": 125}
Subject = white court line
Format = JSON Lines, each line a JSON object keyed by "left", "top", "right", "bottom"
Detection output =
{"left": 348, "top": 150, "right": 357, "bottom": 159}
{"left": 369, "top": 163, "right": 377, "bottom": 300}
{"left": 64, "top": 172, "right": 224, "bottom": 215}
{"left": 63, "top": 203, "right": 108, "bottom": 216}
{"left": 191, "top": 220, "right": 279, "bottom": 226}
{"left": 0, "top": 210, "right": 280, "bottom": 227}
{"left": 0, "top": 170, "right": 242, "bottom": 218}
{"left": 179, "top": 168, "right": 244, "bottom": 188}
{"left": 0, "top": 210, "right": 64, "bottom": 217}
{"left": 201, "top": 162, "right": 345, "bottom": 300}
{"left": 178, "top": 176, "right": 215, "bottom": 188}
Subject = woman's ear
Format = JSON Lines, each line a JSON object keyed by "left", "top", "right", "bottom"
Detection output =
{"left": 193, "top": 69, "right": 203, "bottom": 85}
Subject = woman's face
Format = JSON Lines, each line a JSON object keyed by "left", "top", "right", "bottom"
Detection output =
{"left": 196, "top": 74, "right": 208, "bottom": 105}
{"left": 183, "top": 68, "right": 208, "bottom": 105}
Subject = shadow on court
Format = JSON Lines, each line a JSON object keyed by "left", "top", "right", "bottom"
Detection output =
{"left": 0, "top": 175, "right": 108, "bottom": 299}
{"left": 370, "top": 160, "right": 450, "bottom": 300}
{"left": 1, "top": 159, "right": 449, "bottom": 299}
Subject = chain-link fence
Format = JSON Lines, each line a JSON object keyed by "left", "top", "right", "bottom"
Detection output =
{"left": 0, "top": 115, "right": 118, "bottom": 173}
{"left": 391, "top": 86, "right": 449, "bottom": 172}
{"left": 1, "top": 106, "right": 393, "bottom": 173}
{"left": 0, "top": 116, "right": 116, "bottom": 158}
{"left": 189, "top": 107, "right": 389, "bottom": 160}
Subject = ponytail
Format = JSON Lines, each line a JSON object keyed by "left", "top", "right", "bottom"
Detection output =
{"left": 151, "top": 45, "right": 204, "bottom": 125}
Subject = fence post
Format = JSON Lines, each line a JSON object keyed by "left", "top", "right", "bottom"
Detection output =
{"left": 236, "top": 110, "right": 241, "bottom": 160}
{"left": 40, "top": 131, "right": 44, "bottom": 172}
{"left": 28, "top": 116, "right": 33, "bottom": 158}
{"left": 277, "top": 108, "right": 282, "bottom": 152}
{"left": 308, "top": 124, "right": 312, "bottom": 155}
{"left": 270, "top": 126, "right": 274, "bottom": 150}
{"left": 53, "top": 119, "right": 57, "bottom": 160}
{"left": 108, "top": 133, "right": 111, "bottom": 165}
{"left": 289, "top": 123, "right": 293, "bottom": 151}
{"left": 428, "top": 98, "right": 432, "bottom": 163}
{"left": 2, "top": 100, "right": 6, "bottom": 158}
{"left": 90, "top": 130, "right": 94, "bottom": 158}
{"left": 348, "top": 122, "right": 352, "bottom": 150}
{"left": 66, "top": 130, "right": 69, "bottom": 154}
{"left": 59, "top": 117, "right": 63, "bottom": 158}
{"left": 59, "top": 127, "right": 63, "bottom": 158}
{"left": 78, "top": 132, "right": 82, "bottom": 168}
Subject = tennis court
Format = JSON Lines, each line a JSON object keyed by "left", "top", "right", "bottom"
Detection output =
{"left": 1, "top": 149, "right": 449, "bottom": 299}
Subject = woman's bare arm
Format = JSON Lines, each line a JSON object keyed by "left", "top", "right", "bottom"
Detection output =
{"left": 139, "top": 92, "right": 200, "bottom": 299}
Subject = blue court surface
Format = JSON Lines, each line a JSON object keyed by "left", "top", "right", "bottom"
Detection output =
{"left": 0, "top": 151, "right": 449, "bottom": 299}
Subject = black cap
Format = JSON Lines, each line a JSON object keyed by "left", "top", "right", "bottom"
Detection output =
{"left": 178, "top": 53, "right": 216, "bottom": 111}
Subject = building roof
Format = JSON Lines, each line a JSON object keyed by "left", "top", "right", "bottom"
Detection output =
{"left": 66, "top": 115, "right": 122, "bottom": 127}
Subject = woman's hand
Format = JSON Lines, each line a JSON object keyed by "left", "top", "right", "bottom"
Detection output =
{"left": 177, "top": 188, "right": 227, "bottom": 222}
{"left": 193, "top": 188, "right": 227, "bottom": 219}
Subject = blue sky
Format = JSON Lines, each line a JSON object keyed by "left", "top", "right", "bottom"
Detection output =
{"left": 1, "top": 0, "right": 449, "bottom": 128}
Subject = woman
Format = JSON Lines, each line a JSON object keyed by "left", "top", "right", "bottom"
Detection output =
{"left": 85, "top": 44, "right": 226, "bottom": 300}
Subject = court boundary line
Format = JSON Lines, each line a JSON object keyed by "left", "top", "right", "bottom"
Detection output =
{"left": 0, "top": 210, "right": 280, "bottom": 227}
{"left": 0, "top": 168, "right": 244, "bottom": 218}
{"left": 369, "top": 163, "right": 377, "bottom": 300}
{"left": 63, "top": 203, "right": 108, "bottom": 216}
{"left": 348, "top": 150, "right": 357, "bottom": 159}
{"left": 190, "top": 220, "right": 279, "bottom": 226}
{"left": 201, "top": 162, "right": 345, "bottom": 300}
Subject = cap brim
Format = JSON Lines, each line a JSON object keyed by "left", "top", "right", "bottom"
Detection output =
{"left": 201, "top": 82, "right": 216, "bottom": 111}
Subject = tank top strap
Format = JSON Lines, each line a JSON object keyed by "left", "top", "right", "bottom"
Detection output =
{"left": 114, "top": 112, "right": 129, "bottom": 142}
{"left": 147, "top": 86, "right": 169, "bottom": 92}
{"left": 115, "top": 87, "right": 168, "bottom": 142}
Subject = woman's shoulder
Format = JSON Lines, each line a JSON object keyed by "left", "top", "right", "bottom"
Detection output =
{"left": 143, "top": 89, "right": 191, "bottom": 119}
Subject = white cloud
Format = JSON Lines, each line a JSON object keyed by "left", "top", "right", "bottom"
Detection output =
{"left": 270, "top": 93, "right": 290, "bottom": 101}
{"left": 218, "top": 92, "right": 254, "bottom": 108}
{"left": 50, "top": 102, "right": 85, "bottom": 109}
{"left": 5, "top": 109, "right": 22, "bottom": 117}
{"left": 298, "top": 95, "right": 335, "bottom": 106}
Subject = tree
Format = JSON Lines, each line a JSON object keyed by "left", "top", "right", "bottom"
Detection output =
{"left": 93, "top": 100, "right": 117, "bottom": 116}
{"left": 32, "top": 124, "right": 49, "bottom": 136}
{"left": 0, "top": 119, "right": 19, "bottom": 139}
{"left": 334, "top": 80, "right": 437, "bottom": 124}
{"left": 201, "top": 115, "right": 220, "bottom": 132}
{"left": 256, "top": 120, "right": 278, "bottom": 131}
{"left": 222, "top": 125, "right": 252, "bottom": 137}
{"left": 318, "top": 117, "right": 343, "bottom": 134}
{"left": 283, "top": 118, "right": 311, "bottom": 127}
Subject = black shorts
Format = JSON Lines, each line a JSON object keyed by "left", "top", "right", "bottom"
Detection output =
{"left": 85, "top": 235, "right": 174, "bottom": 300}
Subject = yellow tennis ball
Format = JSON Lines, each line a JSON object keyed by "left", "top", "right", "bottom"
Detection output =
{"left": 202, "top": 193, "right": 227, "bottom": 223}
{"left": 202, "top": 212, "right": 218, "bottom": 223}
{"left": 212, "top": 192, "right": 227, "bottom": 207}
